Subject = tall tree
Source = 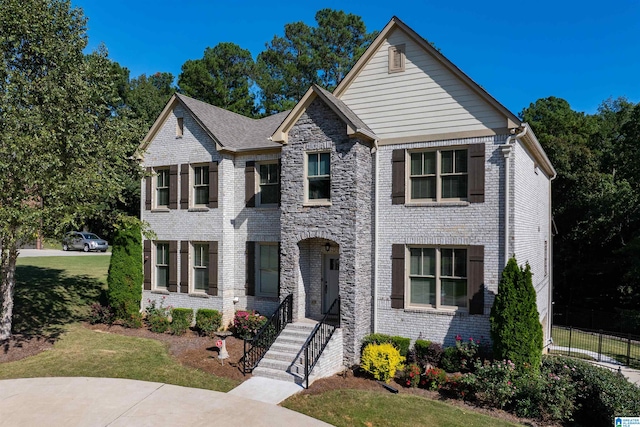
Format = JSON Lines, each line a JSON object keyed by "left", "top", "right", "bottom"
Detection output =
{"left": 178, "top": 42, "right": 255, "bottom": 117}
{"left": 0, "top": 0, "right": 140, "bottom": 340}
{"left": 255, "top": 9, "right": 378, "bottom": 115}
{"left": 125, "top": 72, "right": 176, "bottom": 124}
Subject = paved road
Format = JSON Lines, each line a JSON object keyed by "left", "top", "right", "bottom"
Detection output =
{"left": 0, "top": 377, "right": 330, "bottom": 427}
{"left": 18, "top": 249, "right": 110, "bottom": 257}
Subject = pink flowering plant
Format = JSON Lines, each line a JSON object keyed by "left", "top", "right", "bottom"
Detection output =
{"left": 233, "top": 310, "right": 267, "bottom": 339}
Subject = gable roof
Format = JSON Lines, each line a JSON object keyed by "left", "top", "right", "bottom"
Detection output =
{"left": 333, "top": 16, "right": 520, "bottom": 129}
{"left": 271, "top": 84, "right": 378, "bottom": 143}
{"left": 140, "top": 93, "right": 289, "bottom": 154}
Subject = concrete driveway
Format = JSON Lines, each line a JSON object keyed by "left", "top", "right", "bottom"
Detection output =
{"left": 19, "top": 249, "right": 110, "bottom": 257}
{"left": 0, "top": 377, "right": 330, "bottom": 427}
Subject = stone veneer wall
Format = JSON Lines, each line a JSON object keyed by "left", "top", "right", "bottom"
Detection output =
{"left": 280, "top": 98, "right": 373, "bottom": 363}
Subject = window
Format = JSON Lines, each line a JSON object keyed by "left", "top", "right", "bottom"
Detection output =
{"left": 193, "top": 165, "right": 209, "bottom": 206}
{"left": 155, "top": 169, "right": 169, "bottom": 207}
{"left": 409, "top": 247, "right": 467, "bottom": 309}
{"left": 259, "top": 162, "right": 279, "bottom": 205}
{"left": 176, "top": 117, "right": 184, "bottom": 137}
{"left": 410, "top": 149, "right": 468, "bottom": 201}
{"left": 388, "top": 44, "right": 405, "bottom": 73}
{"left": 155, "top": 243, "right": 169, "bottom": 289}
{"left": 258, "top": 244, "right": 278, "bottom": 297}
{"left": 193, "top": 243, "right": 209, "bottom": 292}
{"left": 307, "top": 152, "right": 330, "bottom": 201}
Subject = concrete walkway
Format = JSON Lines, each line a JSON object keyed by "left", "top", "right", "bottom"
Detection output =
{"left": 0, "top": 377, "right": 330, "bottom": 427}
{"left": 228, "top": 377, "right": 304, "bottom": 404}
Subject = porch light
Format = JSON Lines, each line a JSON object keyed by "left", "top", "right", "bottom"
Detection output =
{"left": 325, "top": 243, "right": 331, "bottom": 252}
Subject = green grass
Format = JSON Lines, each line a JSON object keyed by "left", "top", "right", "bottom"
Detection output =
{"left": 0, "top": 324, "right": 238, "bottom": 392}
{"left": 551, "top": 326, "right": 640, "bottom": 368}
{"left": 283, "top": 389, "right": 523, "bottom": 427}
{"left": 13, "top": 256, "right": 111, "bottom": 338}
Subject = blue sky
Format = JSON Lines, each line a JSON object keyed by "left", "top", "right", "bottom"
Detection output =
{"left": 72, "top": 0, "right": 640, "bottom": 116}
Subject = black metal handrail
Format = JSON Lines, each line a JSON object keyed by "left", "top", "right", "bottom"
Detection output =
{"left": 301, "top": 296, "right": 340, "bottom": 388}
{"left": 242, "top": 294, "right": 293, "bottom": 374}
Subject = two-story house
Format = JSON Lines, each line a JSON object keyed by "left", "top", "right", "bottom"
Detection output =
{"left": 139, "top": 16, "right": 555, "bottom": 382}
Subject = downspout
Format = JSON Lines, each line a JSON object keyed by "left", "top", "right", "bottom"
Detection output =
{"left": 500, "top": 126, "right": 528, "bottom": 266}
{"left": 372, "top": 140, "right": 379, "bottom": 333}
{"left": 548, "top": 169, "right": 557, "bottom": 347}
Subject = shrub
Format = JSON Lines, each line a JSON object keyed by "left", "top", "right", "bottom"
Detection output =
{"left": 361, "top": 333, "right": 411, "bottom": 357}
{"left": 441, "top": 346, "right": 460, "bottom": 373}
{"left": 403, "top": 363, "right": 422, "bottom": 388}
{"left": 145, "top": 298, "right": 171, "bottom": 333}
{"left": 195, "top": 309, "right": 222, "bottom": 337}
{"left": 169, "top": 308, "right": 193, "bottom": 335}
{"left": 106, "top": 220, "right": 143, "bottom": 323}
{"left": 233, "top": 310, "right": 267, "bottom": 339}
{"left": 513, "top": 364, "right": 576, "bottom": 423}
{"left": 421, "top": 367, "right": 447, "bottom": 390}
{"left": 471, "top": 359, "right": 518, "bottom": 408}
{"left": 421, "top": 342, "right": 444, "bottom": 367}
{"left": 490, "top": 257, "right": 543, "bottom": 372}
{"left": 88, "top": 302, "right": 114, "bottom": 325}
{"left": 440, "top": 336, "right": 484, "bottom": 373}
{"left": 360, "top": 342, "right": 405, "bottom": 383}
{"left": 122, "top": 311, "right": 143, "bottom": 329}
{"left": 439, "top": 373, "right": 474, "bottom": 400}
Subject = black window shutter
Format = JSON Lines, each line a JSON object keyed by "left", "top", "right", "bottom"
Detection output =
{"left": 245, "top": 161, "right": 256, "bottom": 208}
{"left": 277, "top": 242, "right": 281, "bottom": 295}
{"left": 143, "top": 240, "right": 151, "bottom": 290}
{"left": 169, "top": 165, "right": 178, "bottom": 209}
{"left": 392, "top": 150, "right": 405, "bottom": 205}
{"left": 145, "top": 168, "right": 152, "bottom": 210}
{"left": 468, "top": 143, "right": 485, "bottom": 203}
{"left": 168, "top": 241, "right": 178, "bottom": 292}
{"left": 180, "top": 241, "right": 189, "bottom": 293}
{"left": 468, "top": 245, "right": 484, "bottom": 314}
{"left": 391, "top": 244, "right": 405, "bottom": 309}
{"left": 209, "top": 161, "right": 218, "bottom": 208}
{"left": 246, "top": 241, "right": 255, "bottom": 296}
{"left": 277, "top": 159, "right": 282, "bottom": 206}
{"left": 180, "top": 164, "right": 189, "bottom": 209}
{"left": 208, "top": 241, "right": 218, "bottom": 296}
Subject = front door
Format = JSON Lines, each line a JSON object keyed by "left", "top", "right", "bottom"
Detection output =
{"left": 323, "top": 255, "right": 340, "bottom": 314}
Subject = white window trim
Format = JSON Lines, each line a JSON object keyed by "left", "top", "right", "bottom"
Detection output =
{"left": 304, "top": 151, "right": 332, "bottom": 206}
{"left": 257, "top": 161, "right": 279, "bottom": 207}
{"left": 407, "top": 147, "right": 469, "bottom": 203}
{"left": 256, "top": 243, "right": 279, "bottom": 297}
{"left": 191, "top": 242, "right": 208, "bottom": 293}
{"left": 154, "top": 241, "right": 169, "bottom": 291}
{"left": 405, "top": 245, "right": 469, "bottom": 311}
{"left": 153, "top": 168, "right": 170, "bottom": 209}
{"left": 191, "top": 164, "right": 209, "bottom": 208}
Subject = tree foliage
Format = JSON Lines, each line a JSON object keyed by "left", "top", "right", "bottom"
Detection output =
{"left": 254, "top": 9, "right": 378, "bottom": 115}
{"left": 0, "top": 0, "right": 141, "bottom": 339}
{"left": 521, "top": 97, "right": 640, "bottom": 312}
{"left": 178, "top": 42, "right": 255, "bottom": 116}
{"left": 125, "top": 71, "right": 175, "bottom": 124}
{"left": 490, "top": 258, "right": 543, "bottom": 371}
{"left": 106, "top": 220, "right": 143, "bottom": 323}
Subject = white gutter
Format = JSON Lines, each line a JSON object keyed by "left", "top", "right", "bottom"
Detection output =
{"left": 372, "top": 140, "right": 379, "bottom": 333}
{"left": 547, "top": 166, "right": 557, "bottom": 346}
{"left": 500, "top": 126, "right": 528, "bottom": 266}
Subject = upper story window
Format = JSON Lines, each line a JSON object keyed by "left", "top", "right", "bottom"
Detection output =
{"left": 410, "top": 149, "right": 468, "bottom": 202}
{"left": 259, "top": 162, "right": 279, "bottom": 205}
{"left": 176, "top": 117, "right": 184, "bottom": 138}
{"left": 388, "top": 44, "right": 405, "bottom": 73}
{"left": 193, "top": 243, "right": 209, "bottom": 292}
{"left": 193, "top": 165, "right": 209, "bottom": 206}
{"left": 155, "top": 169, "right": 170, "bottom": 208}
{"left": 409, "top": 247, "right": 467, "bottom": 309}
{"left": 155, "top": 242, "right": 169, "bottom": 290}
{"left": 307, "top": 152, "right": 330, "bottom": 202}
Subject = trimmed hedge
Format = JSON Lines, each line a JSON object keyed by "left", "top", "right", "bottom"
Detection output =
{"left": 170, "top": 308, "right": 193, "bottom": 336}
{"left": 107, "top": 221, "right": 142, "bottom": 324}
{"left": 195, "top": 309, "right": 222, "bottom": 337}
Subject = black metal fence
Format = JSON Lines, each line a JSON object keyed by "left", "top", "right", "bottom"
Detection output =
{"left": 301, "top": 296, "right": 340, "bottom": 389}
{"left": 550, "top": 325, "right": 640, "bottom": 369}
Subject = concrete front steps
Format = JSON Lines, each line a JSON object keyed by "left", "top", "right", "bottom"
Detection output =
{"left": 252, "top": 321, "right": 344, "bottom": 387}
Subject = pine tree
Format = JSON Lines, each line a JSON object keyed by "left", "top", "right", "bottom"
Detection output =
{"left": 490, "top": 257, "right": 543, "bottom": 371}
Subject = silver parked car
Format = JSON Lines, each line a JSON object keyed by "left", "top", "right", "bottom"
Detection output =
{"left": 62, "top": 231, "right": 109, "bottom": 252}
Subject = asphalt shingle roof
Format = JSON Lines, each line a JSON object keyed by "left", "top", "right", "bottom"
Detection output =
{"left": 176, "top": 93, "right": 289, "bottom": 151}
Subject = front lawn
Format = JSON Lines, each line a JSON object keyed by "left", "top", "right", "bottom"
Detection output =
{"left": 283, "top": 389, "right": 523, "bottom": 427}
{"left": 0, "top": 323, "right": 238, "bottom": 392}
